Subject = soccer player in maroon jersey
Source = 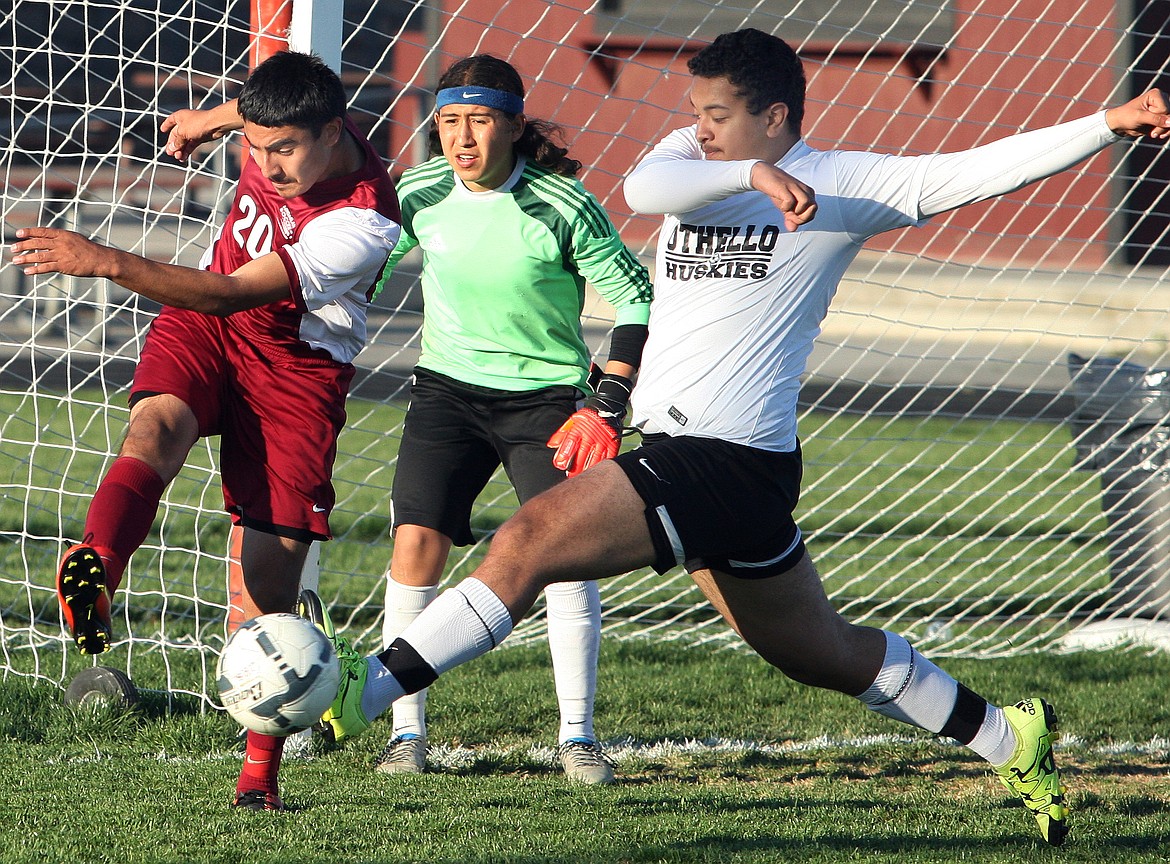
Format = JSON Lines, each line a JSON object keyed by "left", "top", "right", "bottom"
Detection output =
{"left": 11, "top": 51, "right": 401, "bottom": 811}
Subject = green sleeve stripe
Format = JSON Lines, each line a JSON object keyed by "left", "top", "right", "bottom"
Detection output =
{"left": 544, "top": 186, "right": 608, "bottom": 238}
{"left": 514, "top": 186, "right": 575, "bottom": 263}
{"left": 533, "top": 174, "right": 652, "bottom": 301}
{"left": 523, "top": 166, "right": 612, "bottom": 238}
{"left": 396, "top": 161, "right": 456, "bottom": 236}
{"left": 397, "top": 163, "right": 455, "bottom": 199}
{"left": 395, "top": 156, "right": 450, "bottom": 192}
{"left": 373, "top": 159, "right": 450, "bottom": 298}
{"left": 611, "top": 248, "right": 654, "bottom": 303}
{"left": 521, "top": 165, "right": 653, "bottom": 306}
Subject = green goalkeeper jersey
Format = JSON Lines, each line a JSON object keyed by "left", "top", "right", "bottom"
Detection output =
{"left": 377, "top": 155, "right": 653, "bottom": 392}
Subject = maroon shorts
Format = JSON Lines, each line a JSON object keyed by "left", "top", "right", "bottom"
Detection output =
{"left": 131, "top": 306, "right": 354, "bottom": 542}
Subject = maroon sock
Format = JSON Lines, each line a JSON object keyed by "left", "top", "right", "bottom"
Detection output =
{"left": 82, "top": 456, "right": 165, "bottom": 592}
{"left": 237, "top": 732, "right": 285, "bottom": 795}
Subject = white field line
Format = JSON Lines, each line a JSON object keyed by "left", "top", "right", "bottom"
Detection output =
{"left": 52, "top": 733, "right": 1170, "bottom": 766}
{"left": 304, "top": 732, "right": 1170, "bottom": 769}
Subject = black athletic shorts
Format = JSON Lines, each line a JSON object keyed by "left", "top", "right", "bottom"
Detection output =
{"left": 613, "top": 433, "right": 806, "bottom": 579}
{"left": 391, "top": 368, "right": 580, "bottom": 546}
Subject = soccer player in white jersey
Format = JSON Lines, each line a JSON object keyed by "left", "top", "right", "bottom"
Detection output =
{"left": 343, "top": 55, "right": 651, "bottom": 783}
{"left": 11, "top": 51, "right": 402, "bottom": 812}
{"left": 309, "top": 29, "right": 1170, "bottom": 844}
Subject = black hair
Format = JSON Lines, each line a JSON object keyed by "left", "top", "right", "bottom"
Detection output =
{"left": 428, "top": 54, "right": 582, "bottom": 177}
{"left": 237, "top": 51, "right": 347, "bottom": 137}
{"left": 687, "top": 28, "right": 806, "bottom": 133}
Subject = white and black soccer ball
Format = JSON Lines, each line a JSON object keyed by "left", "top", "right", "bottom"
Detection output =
{"left": 216, "top": 612, "right": 340, "bottom": 736}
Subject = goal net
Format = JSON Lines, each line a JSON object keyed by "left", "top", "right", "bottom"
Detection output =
{"left": 3, "top": 0, "right": 1170, "bottom": 703}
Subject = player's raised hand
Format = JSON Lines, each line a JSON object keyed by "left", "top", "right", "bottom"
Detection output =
{"left": 162, "top": 109, "right": 212, "bottom": 162}
{"left": 161, "top": 99, "right": 243, "bottom": 162}
{"left": 1105, "top": 88, "right": 1170, "bottom": 140}
{"left": 750, "top": 162, "right": 817, "bottom": 231}
{"left": 10, "top": 227, "right": 112, "bottom": 278}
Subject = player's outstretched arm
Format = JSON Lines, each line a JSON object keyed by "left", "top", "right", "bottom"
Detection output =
{"left": 10, "top": 226, "right": 289, "bottom": 314}
{"left": 1105, "top": 88, "right": 1170, "bottom": 140}
{"left": 161, "top": 98, "right": 243, "bottom": 162}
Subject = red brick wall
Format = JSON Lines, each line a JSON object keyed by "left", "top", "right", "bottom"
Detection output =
{"left": 390, "top": 0, "right": 1128, "bottom": 267}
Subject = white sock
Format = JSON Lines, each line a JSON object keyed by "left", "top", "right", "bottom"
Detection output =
{"left": 362, "top": 577, "right": 513, "bottom": 722}
{"left": 544, "top": 580, "right": 601, "bottom": 743}
{"left": 383, "top": 578, "right": 437, "bottom": 740}
{"left": 857, "top": 631, "right": 1014, "bottom": 764}
{"left": 858, "top": 630, "right": 956, "bottom": 731}
{"left": 973, "top": 705, "right": 1015, "bottom": 767}
{"left": 361, "top": 655, "right": 408, "bottom": 723}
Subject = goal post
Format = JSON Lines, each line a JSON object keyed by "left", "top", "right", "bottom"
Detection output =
{"left": 3, "top": 0, "right": 1170, "bottom": 706}
{"left": 224, "top": 0, "right": 328, "bottom": 635}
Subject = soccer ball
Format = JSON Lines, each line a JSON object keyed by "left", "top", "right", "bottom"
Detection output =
{"left": 216, "top": 612, "right": 340, "bottom": 736}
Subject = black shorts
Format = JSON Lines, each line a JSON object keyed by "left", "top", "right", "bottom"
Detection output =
{"left": 613, "top": 434, "right": 806, "bottom": 579}
{"left": 391, "top": 368, "right": 580, "bottom": 546}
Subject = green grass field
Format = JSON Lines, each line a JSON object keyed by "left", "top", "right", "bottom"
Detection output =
{"left": 2, "top": 642, "right": 1169, "bottom": 863}
{"left": 1, "top": 391, "right": 1166, "bottom": 860}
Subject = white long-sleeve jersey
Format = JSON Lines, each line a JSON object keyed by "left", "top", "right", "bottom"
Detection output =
{"left": 623, "top": 112, "right": 1122, "bottom": 452}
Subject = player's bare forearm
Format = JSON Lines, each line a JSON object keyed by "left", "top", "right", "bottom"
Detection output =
{"left": 161, "top": 98, "right": 243, "bottom": 162}
{"left": 10, "top": 226, "right": 277, "bottom": 315}
{"left": 603, "top": 360, "right": 637, "bottom": 379}
{"left": 1106, "top": 88, "right": 1170, "bottom": 140}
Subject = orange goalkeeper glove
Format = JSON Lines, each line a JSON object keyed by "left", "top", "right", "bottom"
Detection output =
{"left": 548, "top": 373, "right": 632, "bottom": 477}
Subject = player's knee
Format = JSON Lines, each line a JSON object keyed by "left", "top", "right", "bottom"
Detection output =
{"left": 746, "top": 630, "right": 855, "bottom": 691}
{"left": 122, "top": 402, "right": 199, "bottom": 478}
{"left": 390, "top": 525, "right": 449, "bottom": 583}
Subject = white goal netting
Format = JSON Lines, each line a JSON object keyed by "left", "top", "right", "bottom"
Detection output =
{"left": 3, "top": 0, "right": 1170, "bottom": 702}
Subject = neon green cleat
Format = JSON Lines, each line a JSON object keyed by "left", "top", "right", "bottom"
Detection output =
{"left": 316, "top": 639, "right": 371, "bottom": 743}
{"left": 297, "top": 589, "right": 372, "bottom": 744}
{"left": 996, "top": 697, "right": 1069, "bottom": 846}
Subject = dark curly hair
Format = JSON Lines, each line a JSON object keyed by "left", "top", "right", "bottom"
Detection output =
{"left": 687, "top": 29, "right": 806, "bottom": 134}
{"left": 428, "top": 54, "right": 582, "bottom": 177}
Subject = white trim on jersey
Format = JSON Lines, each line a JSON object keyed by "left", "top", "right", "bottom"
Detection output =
{"left": 283, "top": 206, "right": 401, "bottom": 363}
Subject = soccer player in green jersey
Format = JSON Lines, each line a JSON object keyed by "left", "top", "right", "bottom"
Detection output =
{"left": 361, "top": 55, "right": 653, "bottom": 783}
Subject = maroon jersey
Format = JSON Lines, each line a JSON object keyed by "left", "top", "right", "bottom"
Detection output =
{"left": 132, "top": 119, "right": 400, "bottom": 539}
{"left": 202, "top": 118, "right": 401, "bottom": 364}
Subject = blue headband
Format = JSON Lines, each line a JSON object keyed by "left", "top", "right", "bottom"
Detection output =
{"left": 435, "top": 86, "right": 524, "bottom": 116}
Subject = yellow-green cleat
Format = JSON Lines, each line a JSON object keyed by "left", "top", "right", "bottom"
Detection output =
{"left": 297, "top": 589, "right": 372, "bottom": 744}
{"left": 996, "top": 697, "right": 1069, "bottom": 846}
{"left": 316, "top": 640, "right": 371, "bottom": 743}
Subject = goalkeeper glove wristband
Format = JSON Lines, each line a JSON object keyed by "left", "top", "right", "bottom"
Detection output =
{"left": 583, "top": 373, "right": 633, "bottom": 433}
